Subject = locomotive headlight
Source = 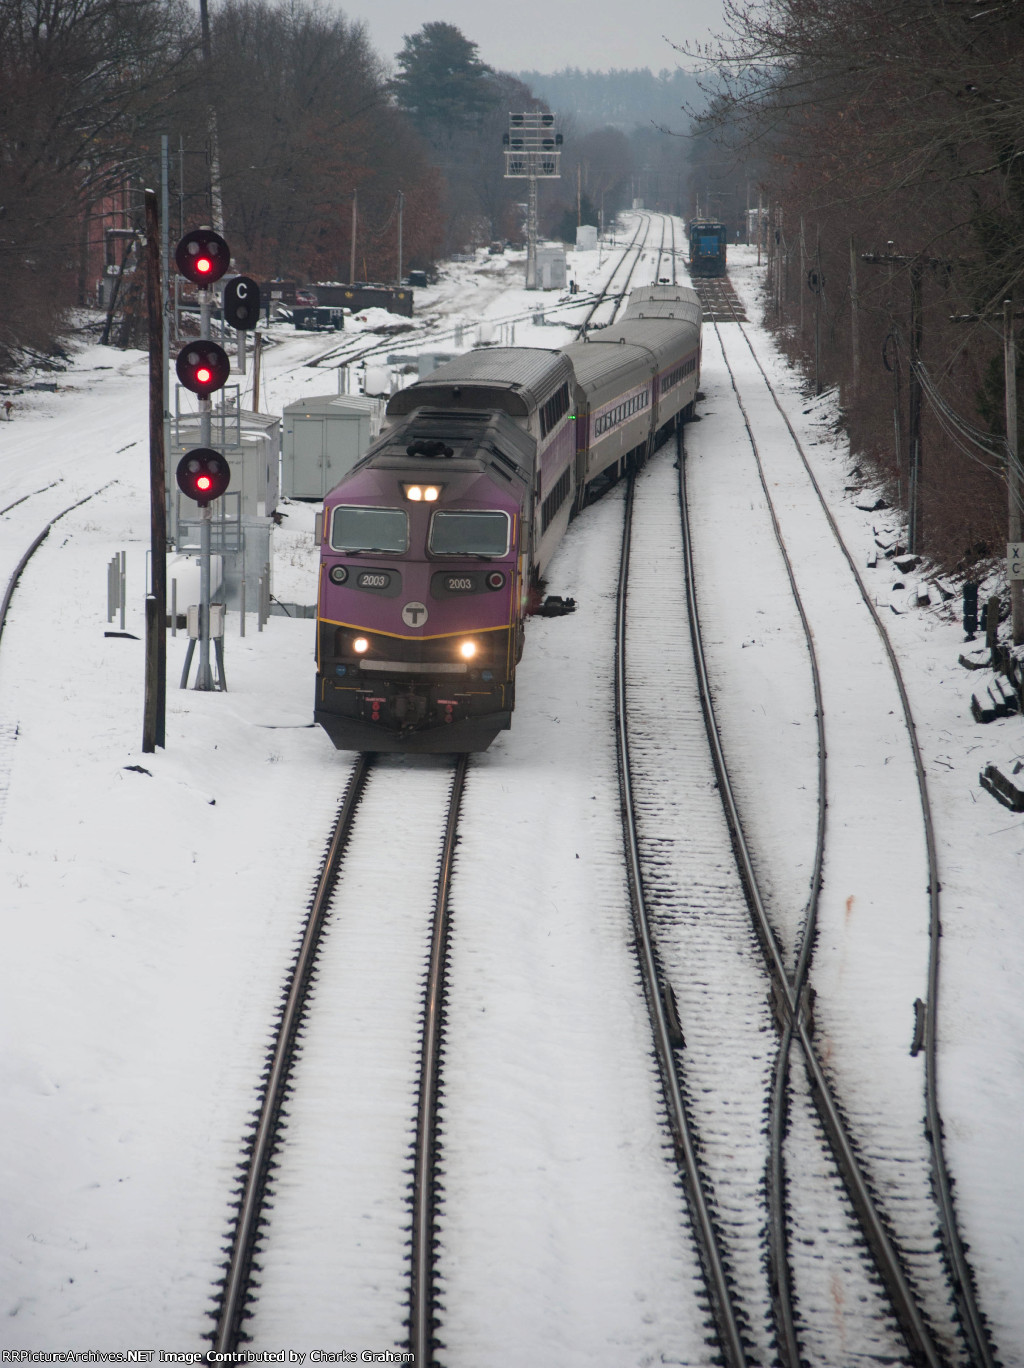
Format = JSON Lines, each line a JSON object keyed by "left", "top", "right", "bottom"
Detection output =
{"left": 459, "top": 639, "right": 478, "bottom": 660}
{"left": 352, "top": 637, "right": 369, "bottom": 654}
{"left": 405, "top": 484, "right": 423, "bottom": 501}
{"left": 423, "top": 485, "right": 440, "bottom": 501}
{"left": 328, "top": 564, "right": 348, "bottom": 585}
{"left": 403, "top": 483, "right": 441, "bottom": 502}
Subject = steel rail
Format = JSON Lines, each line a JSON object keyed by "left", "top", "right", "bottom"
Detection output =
{"left": 309, "top": 285, "right": 609, "bottom": 372}
{"left": 316, "top": 222, "right": 653, "bottom": 373}
{"left": 409, "top": 753, "right": 470, "bottom": 1365}
{"left": 701, "top": 314, "right": 830, "bottom": 1366}
{"left": 676, "top": 438, "right": 949, "bottom": 1368}
{"left": 213, "top": 753, "right": 373, "bottom": 1350}
{"left": 0, "top": 480, "right": 63, "bottom": 519}
{"left": 578, "top": 214, "right": 649, "bottom": 335}
{"left": 729, "top": 316, "right": 997, "bottom": 1368}
{"left": 0, "top": 486, "right": 118, "bottom": 651}
{"left": 615, "top": 474, "right": 750, "bottom": 1368}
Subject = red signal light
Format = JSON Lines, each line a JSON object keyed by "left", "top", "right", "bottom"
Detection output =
{"left": 176, "top": 449, "right": 231, "bottom": 507}
{"left": 175, "top": 341, "right": 230, "bottom": 397}
{"left": 174, "top": 228, "right": 230, "bottom": 285}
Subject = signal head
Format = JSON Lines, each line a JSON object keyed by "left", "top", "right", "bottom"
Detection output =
{"left": 175, "top": 340, "right": 230, "bottom": 397}
{"left": 175, "top": 228, "right": 230, "bottom": 285}
{"left": 223, "top": 275, "right": 262, "bottom": 331}
{"left": 176, "top": 448, "right": 231, "bottom": 507}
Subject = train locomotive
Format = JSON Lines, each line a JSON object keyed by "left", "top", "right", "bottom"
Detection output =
{"left": 314, "top": 284, "right": 703, "bottom": 753}
{"left": 687, "top": 219, "right": 728, "bottom": 278}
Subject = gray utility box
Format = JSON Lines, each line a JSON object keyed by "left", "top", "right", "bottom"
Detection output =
{"left": 169, "top": 407, "right": 281, "bottom": 541}
{"left": 536, "top": 245, "right": 567, "bottom": 289}
{"left": 169, "top": 406, "right": 281, "bottom": 611}
{"left": 281, "top": 394, "right": 384, "bottom": 501}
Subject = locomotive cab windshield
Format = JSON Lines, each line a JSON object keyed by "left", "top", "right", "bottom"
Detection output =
{"left": 330, "top": 505, "right": 408, "bottom": 553}
{"left": 429, "top": 510, "right": 511, "bottom": 557}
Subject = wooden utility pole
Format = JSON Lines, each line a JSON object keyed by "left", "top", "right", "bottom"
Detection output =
{"left": 252, "top": 332, "right": 263, "bottom": 413}
{"left": 812, "top": 227, "right": 823, "bottom": 397}
{"left": 350, "top": 189, "right": 357, "bottom": 284}
{"left": 907, "top": 259, "right": 924, "bottom": 553}
{"left": 757, "top": 188, "right": 763, "bottom": 266}
{"left": 397, "top": 191, "right": 404, "bottom": 286}
{"left": 849, "top": 236, "right": 860, "bottom": 397}
{"left": 143, "top": 188, "right": 167, "bottom": 751}
{"left": 863, "top": 249, "right": 938, "bottom": 554}
{"left": 1004, "top": 299, "right": 1023, "bottom": 643}
{"left": 799, "top": 217, "right": 806, "bottom": 334}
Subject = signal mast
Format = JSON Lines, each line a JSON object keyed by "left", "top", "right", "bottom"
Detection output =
{"left": 171, "top": 229, "right": 260, "bottom": 691}
{"left": 503, "top": 112, "right": 562, "bottom": 290}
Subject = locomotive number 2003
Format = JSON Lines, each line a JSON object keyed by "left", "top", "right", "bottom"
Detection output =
{"left": 446, "top": 577, "right": 475, "bottom": 591}
{"left": 358, "top": 572, "right": 391, "bottom": 588}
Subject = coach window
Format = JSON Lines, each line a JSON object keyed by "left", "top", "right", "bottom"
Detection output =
{"left": 330, "top": 505, "right": 409, "bottom": 553}
{"left": 429, "top": 509, "right": 510, "bottom": 557}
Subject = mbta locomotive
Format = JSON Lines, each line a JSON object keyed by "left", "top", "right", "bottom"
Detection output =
{"left": 314, "top": 284, "right": 703, "bottom": 752}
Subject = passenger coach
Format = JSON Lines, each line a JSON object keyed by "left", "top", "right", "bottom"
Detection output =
{"left": 314, "top": 285, "right": 702, "bottom": 752}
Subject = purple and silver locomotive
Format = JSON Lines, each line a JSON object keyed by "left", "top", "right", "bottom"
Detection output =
{"left": 314, "top": 288, "right": 702, "bottom": 752}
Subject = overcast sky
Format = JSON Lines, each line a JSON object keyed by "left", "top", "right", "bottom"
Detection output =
{"left": 337, "top": 0, "right": 729, "bottom": 75}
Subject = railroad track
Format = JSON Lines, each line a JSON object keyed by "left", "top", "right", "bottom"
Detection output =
{"left": 308, "top": 214, "right": 661, "bottom": 375}
{"left": 669, "top": 282, "right": 997, "bottom": 1364}
{"left": 693, "top": 273, "right": 749, "bottom": 323}
{"left": 615, "top": 468, "right": 761, "bottom": 1366}
{"left": 577, "top": 213, "right": 651, "bottom": 333}
{"left": 0, "top": 485, "right": 116, "bottom": 651}
{"left": 210, "top": 753, "right": 467, "bottom": 1358}
{"left": 619, "top": 446, "right": 923, "bottom": 1364}
{"left": 0, "top": 483, "right": 118, "bottom": 827}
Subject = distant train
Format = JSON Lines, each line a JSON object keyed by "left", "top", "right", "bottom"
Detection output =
{"left": 688, "top": 219, "right": 728, "bottom": 278}
{"left": 314, "top": 284, "right": 703, "bottom": 752}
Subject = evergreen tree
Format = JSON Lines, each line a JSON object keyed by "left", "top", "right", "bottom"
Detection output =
{"left": 392, "top": 22, "right": 499, "bottom": 135}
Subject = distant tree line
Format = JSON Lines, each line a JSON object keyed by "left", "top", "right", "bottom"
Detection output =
{"left": 692, "top": 0, "right": 1024, "bottom": 573}
{"left": 1, "top": 4, "right": 706, "bottom": 375}
{"left": 520, "top": 68, "right": 704, "bottom": 136}
{"left": 0, "top": 9, "right": 536, "bottom": 372}
{"left": 0, "top": 0, "right": 197, "bottom": 367}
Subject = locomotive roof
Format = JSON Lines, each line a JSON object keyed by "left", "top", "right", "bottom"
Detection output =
{"left": 351, "top": 405, "right": 536, "bottom": 487}
{"left": 386, "top": 347, "right": 572, "bottom": 420}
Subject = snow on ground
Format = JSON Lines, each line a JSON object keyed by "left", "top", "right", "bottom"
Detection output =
{"left": 725, "top": 244, "right": 1024, "bottom": 1361}
{"left": 0, "top": 227, "right": 1020, "bottom": 1361}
